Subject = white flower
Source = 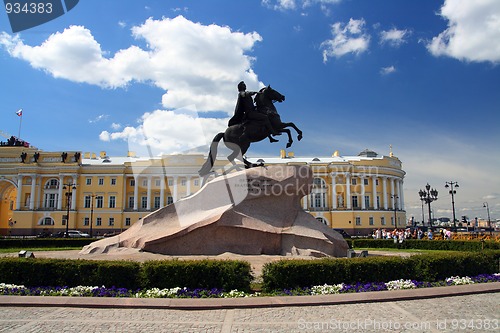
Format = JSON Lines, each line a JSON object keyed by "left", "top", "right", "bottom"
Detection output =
{"left": 386, "top": 279, "right": 416, "bottom": 290}
{"left": 310, "top": 284, "right": 344, "bottom": 295}
{"left": 446, "top": 276, "right": 474, "bottom": 285}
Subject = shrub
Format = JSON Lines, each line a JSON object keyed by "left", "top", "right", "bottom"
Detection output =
{"left": 261, "top": 251, "right": 499, "bottom": 292}
{"left": 141, "top": 259, "right": 252, "bottom": 292}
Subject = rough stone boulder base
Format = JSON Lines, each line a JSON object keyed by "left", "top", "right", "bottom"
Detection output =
{"left": 81, "top": 165, "right": 348, "bottom": 257}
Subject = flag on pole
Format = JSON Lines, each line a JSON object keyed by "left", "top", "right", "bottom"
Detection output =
{"left": 16, "top": 109, "right": 23, "bottom": 117}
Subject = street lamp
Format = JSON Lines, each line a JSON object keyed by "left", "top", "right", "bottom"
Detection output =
{"left": 483, "top": 202, "right": 491, "bottom": 236}
{"left": 391, "top": 194, "right": 399, "bottom": 230}
{"left": 419, "top": 183, "right": 438, "bottom": 229}
{"left": 63, "top": 183, "right": 77, "bottom": 237}
{"left": 445, "top": 181, "right": 459, "bottom": 230}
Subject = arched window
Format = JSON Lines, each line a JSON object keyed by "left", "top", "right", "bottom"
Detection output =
{"left": 44, "top": 178, "right": 59, "bottom": 189}
{"left": 38, "top": 217, "right": 54, "bottom": 225}
{"left": 313, "top": 177, "right": 326, "bottom": 188}
{"left": 316, "top": 217, "right": 328, "bottom": 225}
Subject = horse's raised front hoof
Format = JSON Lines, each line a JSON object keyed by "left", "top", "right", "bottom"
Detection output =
{"left": 297, "top": 134, "right": 303, "bottom": 141}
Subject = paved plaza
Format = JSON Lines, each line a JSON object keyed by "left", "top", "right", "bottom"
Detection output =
{"left": 0, "top": 284, "right": 499, "bottom": 332}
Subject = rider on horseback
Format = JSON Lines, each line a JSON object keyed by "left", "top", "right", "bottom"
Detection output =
{"left": 228, "top": 81, "right": 280, "bottom": 141}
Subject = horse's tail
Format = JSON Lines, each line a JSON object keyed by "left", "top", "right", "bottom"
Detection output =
{"left": 199, "top": 132, "right": 225, "bottom": 177}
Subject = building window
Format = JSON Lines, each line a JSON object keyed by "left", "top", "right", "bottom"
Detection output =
{"left": 352, "top": 196, "right": 358, "bottom": 208}
{"left": 181, "top": 179, "right": 186, "bottom": 186}
{"left": 381, "top": 217, "right": 386, "bottom": 225}
{"left": 125, "top": 217, "right": 131, "bottom": 226}
{"left": 96, "top": 217, "right": 102, "bottom": 226}
{"left": 194, "top": 179, "right": 200, "bottom": 186}
{"left": 44, "top": 193, "right": 57, "bottom": 208}
{"left": 369, "top": 217, "right": 374, "bottom": 225}
{"left": 111, "top": 178, "right": 116, "bottom": 185}
{"left": 141, "top": 196, "right": 148, "bottom": 209}
{"left": 154, "top": 196, "right": 160, "bottom": 209}
{"left": 128, "top": 196, "right": 134, "bottom": 209}
{"left": 376, "top": 179, "right": 379, "bottom": 186}
{"left": 167, "top": 196, "right": 173, "bottom": 205}
{"left": 364, "top": 178, "right": 369, "bottom": 185}
{"left": 84, "top": 195, "right": 91, "bottom": 208}
{"left": 96, "top": 196, "right": 103, "bottom": 208}
{"left": 355, "top": 217, "right": 361, "bottom": 225}
{"left": 316, "top": 217, "right": 328, "bottom": 225}
{"left": 168, "top": 179, "right": 173, "bottom": 186}
{"left": 108, "top": 217, "right": 114, "bottom": 226}
{"left": 376, "top": 196, "right": 380, "bottom": 209}
{"left": 98, "top": 178, "right": 104, "bottom": 186}
{"left": 109, "top": 196, "right": 116, "bottom": 208}
{"left": 84, "top": 217, "right": 89, "bottom": 226}
{"left": 86, "top": 178, "right": 92, "bottom": 185}
{"left": 391, "top": 217, "right": 395, "bottom": 226}
{"left": 351, "top": 178, "right": 357, "bottom": 185}
{"left": 39, "top": 217, "right": 54, "bottom": 225}
{"left": 155, "top": 179, "right": 161, "bottom": 187}
{"left": 313, "top": 178, "right": 326, "bottom": 188}
{"left": 130, "top": 179, "right": 135, "bottom": 186}
{"left": 142, "top": 179, "right": 148, "bottom": 187}
{"left": 364, "top": 195, "right": 370, "bottom": 208}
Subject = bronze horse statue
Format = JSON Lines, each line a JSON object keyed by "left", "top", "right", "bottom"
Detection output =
{"left": 199, "top": 85, "right": 302, "bottom": 177}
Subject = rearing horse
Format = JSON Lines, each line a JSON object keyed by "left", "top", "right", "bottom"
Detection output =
{"left": 199, "top": 85, "right": 303, "bottom": 177}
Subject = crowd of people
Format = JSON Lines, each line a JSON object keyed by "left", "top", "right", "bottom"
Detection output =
{"left": 371, "top": 228, "right": 452, "bottom": 242}
{"left": 0, "top": 136, "right": 29, "bottom": 147}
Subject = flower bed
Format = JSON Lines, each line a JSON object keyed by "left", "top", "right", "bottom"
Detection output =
{"left": 1, "top": 273, "right": 498, "bottom": 298}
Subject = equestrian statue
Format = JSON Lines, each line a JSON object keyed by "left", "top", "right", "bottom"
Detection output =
{"left": 199, "top": 81, "right": 303, "bottom": 177}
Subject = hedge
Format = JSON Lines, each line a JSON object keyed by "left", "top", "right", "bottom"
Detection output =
{"left": 0, "top": 238, "right": 96, "bottom": 249}
{"left": 348, "top": 239, "right": 500, "bottom": 251}
{"left": 0, "top": 258, "right": 252, "bottom": 291}
{"left": 261, "top": 251, "right": 500, "bottom": 291}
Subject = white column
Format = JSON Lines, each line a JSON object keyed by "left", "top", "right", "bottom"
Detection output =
{"left": 30, "top": 175, "right": 36, "bottom": 209}
{"left": 346, "top": 173, "right": 351, "bottom": 209}
{"left": 57, "top": 175, "right": 64, "bottom": 210}
{"left": 71, "top": 176, "right": 77, "bottom": 209}
{"left": 396, "top": 179, "right": 401, "bottom": 209}
{"left": 372, "top": 176, "right": 377, "bottom": 209}
{"left": 173, "top": 176, "right": 178, "bottom": 202}
{"left": 360, "top": 176, "right": 366, "bottom": 210}
{"left": 390, "top": 178, "right": 395, "bottom": 209}
{"left": 331, "top": 173, "right": 337, "bottom": 210}
{"left": 186, "top": 177, "right": 191, "bottom": 196}
{"left": 302, "top": 195, "right": 308, "bottom": 210}
{"left": 146, "top": 176, "right": 152, "bottom": 210}
{"left": 133, "top": 176, "right": 138, "bottom": 210}
{"left": 36, "top": 177, "right": 41, "bottom": 209}
{"left": 16, "top": 175, "right": 23, "bottom": 210}
{"left": 160, "top": 177, "right": 165, "bottom": 208}
{"left": 383, "top": 177, "right": 388, "bottom": 210}
{"left": 399, "top": 179, "right": 405, "bottom": 210}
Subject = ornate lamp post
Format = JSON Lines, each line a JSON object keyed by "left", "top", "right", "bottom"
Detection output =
{"left": 445, "top": 181, "right": 459, "bottom": 230}
{"left": 419, "top": 183, "right": 438, "bottom": 229}
{"left": 483, "top": 202, "right": 491, "bottom": 236}
{"left": 63, "top": 183, "right": 77, "bottom": 237}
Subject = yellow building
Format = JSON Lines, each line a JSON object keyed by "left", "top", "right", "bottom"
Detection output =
{"left": 0, "top": 144, "right": 405, "bottom": 237}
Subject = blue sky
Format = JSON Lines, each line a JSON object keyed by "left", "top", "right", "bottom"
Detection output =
{"left": 1, "top": 0, "right": 499, "bottom": 222}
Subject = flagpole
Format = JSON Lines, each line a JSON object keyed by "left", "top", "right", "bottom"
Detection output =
{"left": 18, "top": 114, "right": 22, "bottom": 139}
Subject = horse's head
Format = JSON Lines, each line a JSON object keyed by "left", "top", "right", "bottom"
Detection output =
{"left": 260, "top": 85, "right": 285, "bottom": 103}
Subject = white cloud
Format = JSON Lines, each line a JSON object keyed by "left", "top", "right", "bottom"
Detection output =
{"left": 320, "top": 18, "right": 370, "bottom": 62}
{"left": 427, "top": 0, "right": 500, "bottom": 63}
{"left": 380, "top": 28, "right": 410, "bottom": 47}
{"left": 88, "top": 114, "right": 109, "bottom": 123}
{"left": 263, "top": 0, "right": 341, "bottom": 11}
{"left": 0, "top": 16, "right": 264, "bottom": 113}
{"left": 102, "top": 108, "right": 228, "bottom": 155}
{"left": 111, "top": 123, "right": 122, "bottom": 130}
{"left": 380, "top": 66, "right": 396, "bottom": 75}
